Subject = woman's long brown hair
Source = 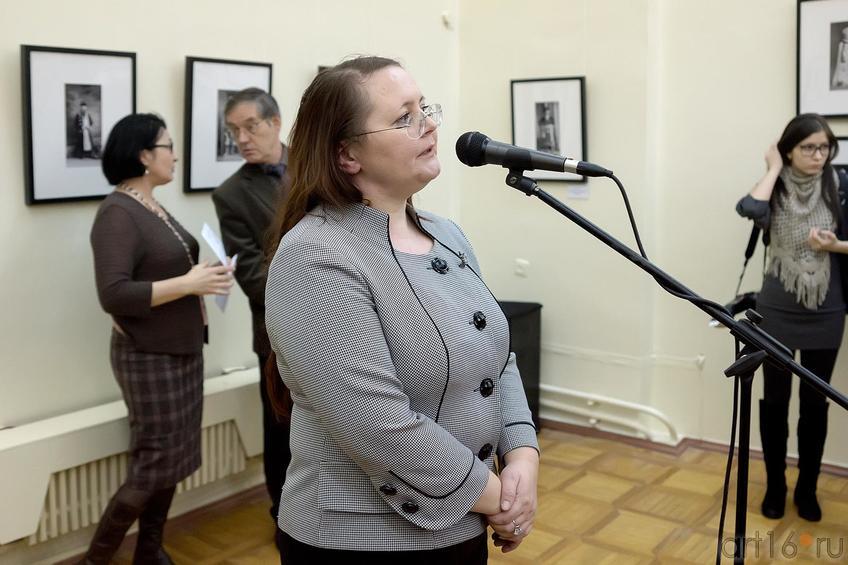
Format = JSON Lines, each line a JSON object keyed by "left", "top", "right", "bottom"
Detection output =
{"left": 263, "top": 56, "right": 402, "bottom": 420}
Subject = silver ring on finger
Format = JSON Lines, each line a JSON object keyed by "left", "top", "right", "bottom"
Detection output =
{"left": 512, "top": 519, "right": 522, "bottom": 536}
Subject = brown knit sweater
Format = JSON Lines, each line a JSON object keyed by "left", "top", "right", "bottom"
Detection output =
{"left": 90, "top": 191, "right": 205, "bottom": 354}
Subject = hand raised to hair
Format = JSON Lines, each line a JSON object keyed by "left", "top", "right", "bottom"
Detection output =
{"left": 765, "top": 143, "right": 783, "bottom": 173}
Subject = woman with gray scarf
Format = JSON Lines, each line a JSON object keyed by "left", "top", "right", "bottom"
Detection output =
{"left": 737, "top": 113, "right": 847, "bottom": 523}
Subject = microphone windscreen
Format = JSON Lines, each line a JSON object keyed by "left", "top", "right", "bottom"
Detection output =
{"left": 455, "top": 131, "right": 488, "bottom": 166}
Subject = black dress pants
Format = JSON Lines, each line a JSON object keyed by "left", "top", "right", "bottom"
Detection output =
{"left": 258, "top": 352, "right": 292, "bottom": 522}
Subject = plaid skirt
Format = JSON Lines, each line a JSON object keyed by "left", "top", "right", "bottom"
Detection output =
{"left": 110, "top": 330, "right": 203, "bottom": 490}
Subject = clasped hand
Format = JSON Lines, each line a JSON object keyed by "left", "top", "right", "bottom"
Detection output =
{"left": 486, "top": 454, "right": 538, "bottom": 553}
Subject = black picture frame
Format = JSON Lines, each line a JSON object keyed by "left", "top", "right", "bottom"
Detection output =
{"left": 184, "top": 56, "right": 273, "bottom": 192}
{"left": 510, "top": 76, "right": 588, "bottom": 184}
{"left": 834, "top": 137, "right": 848, "bottom": 175}
{"left": 21, "top": 45, "right": 136, "bottom": 205}
{"left": 797, "top": 0, "right": 848, "bottom": 117}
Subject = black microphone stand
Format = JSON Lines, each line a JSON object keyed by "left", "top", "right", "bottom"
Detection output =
{"left": 504, "top": 170, "right": 848, "bottom": 564}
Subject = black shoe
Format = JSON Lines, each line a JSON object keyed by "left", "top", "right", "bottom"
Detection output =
{"left": 761, "top": 485, "right": 787, "bottom": 519}
{"left": 133, "top": 547, "right": 175, "bottom": 565}
{"left": 794, "top": 487, "right": 822, "bottom": 522}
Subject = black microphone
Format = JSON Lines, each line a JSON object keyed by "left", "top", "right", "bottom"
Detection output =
{"left": 455, "top": 131, "right": 612, "bottom": 177}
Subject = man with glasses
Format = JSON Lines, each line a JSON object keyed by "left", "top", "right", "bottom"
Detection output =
{"left": 212, "top": 88, "right": 291, "bottom": 550}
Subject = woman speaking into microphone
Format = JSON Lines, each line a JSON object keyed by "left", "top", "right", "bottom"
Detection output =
{"left": 264, "top": 56, "right": 540, "bottom": 563}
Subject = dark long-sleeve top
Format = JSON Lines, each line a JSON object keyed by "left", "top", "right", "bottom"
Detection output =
{"left": 736, "top": 193, "right": 845, "bottom": 349}
{"left": 735, "top": 195, "right": 772, "bottom": 231}
{"left": 90, "top": 191, "right": 205, "bottom": 355}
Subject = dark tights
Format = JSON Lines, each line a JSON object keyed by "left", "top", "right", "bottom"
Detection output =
{"left": 762, "top": 348, "right": 836, "bottom": 418}
{"left": 760, "top": 348, "right": 835, "bottom": 514}
{"left": 80, "top": 483, "right": 176, "bottom": 564}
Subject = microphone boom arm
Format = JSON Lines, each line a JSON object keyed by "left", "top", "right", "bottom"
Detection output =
{"left": 503, "top": 169, "right": 846, "bottom": 408}
{"left": 503, "top": 168, "right": 848, "bottom": 564}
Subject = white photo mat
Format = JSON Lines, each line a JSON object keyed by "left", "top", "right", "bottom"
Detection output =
{"left": 834, "top": 137, "right": 848, "bottom": 173}
{"left": 511, "top": 77, "right": 587, "bottom": 183}
{"left": 798, "top": 0, "right": 848, "bottom": 117}
{"left": 23, "top": 46, "right": 135, "bottom": 204}
{"left": 184, "top": 58, "right": 272, "bottom": 192}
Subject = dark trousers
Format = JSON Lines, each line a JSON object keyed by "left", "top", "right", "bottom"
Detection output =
{"left": 258, "top": 353, "right": 292, "bottom": 521}
{"left": 278, "top": 531, "right": 488, "bottom": 565}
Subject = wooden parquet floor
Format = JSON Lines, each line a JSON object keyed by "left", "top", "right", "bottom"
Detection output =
{"left": 63, "top": 427, "right": 848, "bottom": 564}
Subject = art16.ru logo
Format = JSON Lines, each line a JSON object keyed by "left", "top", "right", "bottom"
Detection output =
{"left": 721, "top": 530, "right": 845, "bottom": 559}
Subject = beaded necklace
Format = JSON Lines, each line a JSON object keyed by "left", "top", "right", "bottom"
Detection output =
{"left": 118, "top": 184, "right": 195, "bottom": 267}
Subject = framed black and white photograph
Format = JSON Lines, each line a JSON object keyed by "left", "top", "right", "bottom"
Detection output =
{"left": 216, "top": 89, "right": 241, "bottom": 162}
{"left": 511, "top": 77, "right": 587, "bottom": 184}
{"left": 798, "top": 0, "right": 848, "bottom": 117}
{"left": 21, "top": 45, "right": 135, "bottom": 204}
{"left": 65, "top": 84, "right": 102, "bottom": 164}
{"left": 834, "top": 137, "right": 848, "bottom": 175}
{"left": 184, "top": 57, "right": 272, "bottom": 192}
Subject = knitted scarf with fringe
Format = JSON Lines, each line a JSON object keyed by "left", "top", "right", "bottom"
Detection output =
{"left": 768, "top": 167, "right": 836, "bottom": 310}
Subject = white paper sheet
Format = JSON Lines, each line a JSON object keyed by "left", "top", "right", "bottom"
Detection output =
{"left": 201, "top": 223, "right": 238, "bottom": 312}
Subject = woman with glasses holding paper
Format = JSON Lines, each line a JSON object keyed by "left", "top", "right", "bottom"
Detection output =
{"left": 264, "top": 57, "right": 539, "bottom": 563}
{"left": 83, "top": 113, "right": 233, "bottom": 564}
{"left": 736, "top": 113, "right": 848, "bottom": 523}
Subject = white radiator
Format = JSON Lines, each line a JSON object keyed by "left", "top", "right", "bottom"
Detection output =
{"left": 26, "top": 419, "right": 246, "bottom": 546}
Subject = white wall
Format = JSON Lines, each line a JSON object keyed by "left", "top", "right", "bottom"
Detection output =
{"left": 457, "top": 0, "right": 848, "bottom": 465}
{"left": 2, "top": 0, "right": 847, "bottom": 467}
{"left": 0, "top": 0, "right": 461, "bottom": 426}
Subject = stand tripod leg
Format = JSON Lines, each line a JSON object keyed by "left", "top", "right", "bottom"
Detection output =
{"left": 723, "top": 346, "right": 766, "bottom": 564}
{"left": 733, "top": 373, "right": 754, "bottom": 564}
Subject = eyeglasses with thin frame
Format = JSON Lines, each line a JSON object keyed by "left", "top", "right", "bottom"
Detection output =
{"left": 226, "top": 119, "right": 268, "bottom": 139}
{"left": 353, "top": 104, "right": 442, "bottom": 140}
{"left": 149, "top": 142, "right": 175, "bottom": 153}
{"left": 798, "top": 143, "right": 832, "bottom": 158}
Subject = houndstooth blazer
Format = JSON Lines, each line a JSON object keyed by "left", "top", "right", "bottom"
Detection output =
{"left": 265, "top": 202, "right": 539, "bottom": 551}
